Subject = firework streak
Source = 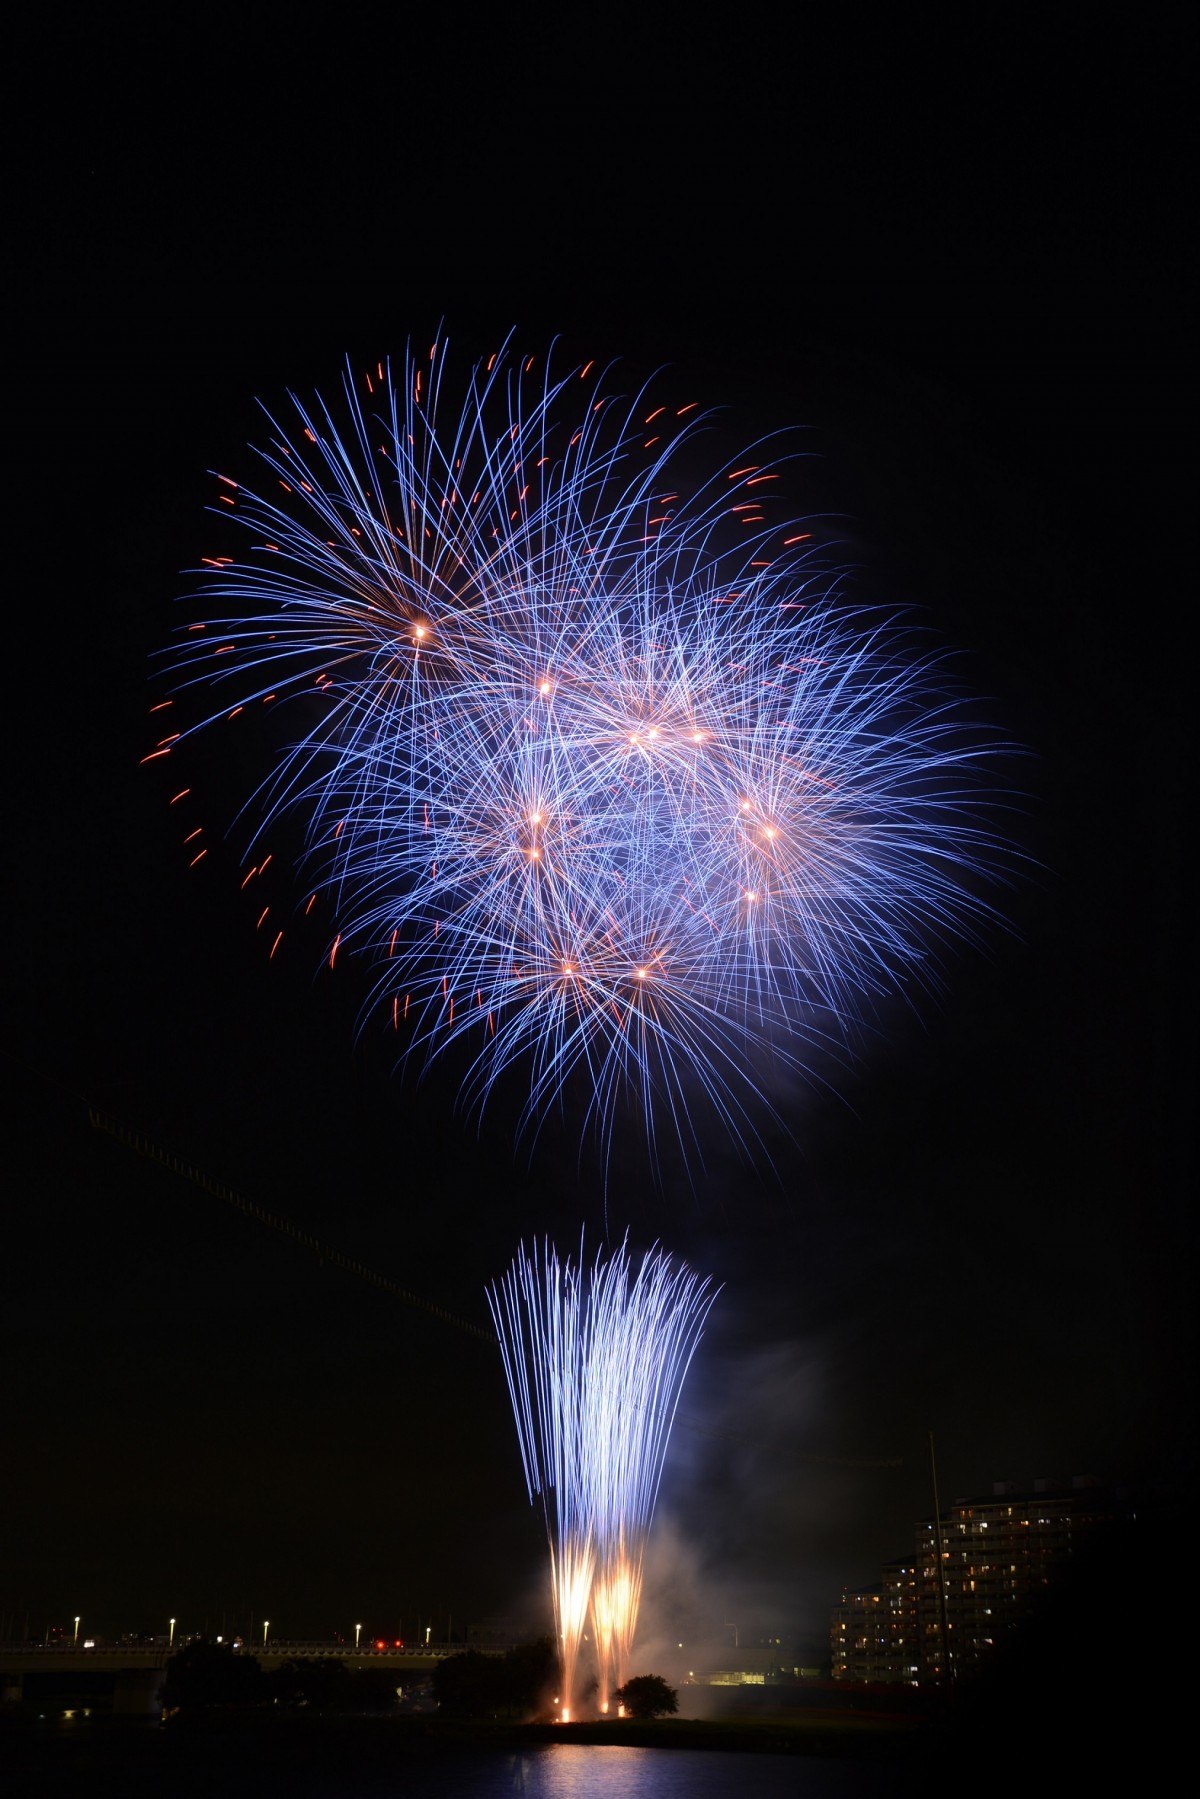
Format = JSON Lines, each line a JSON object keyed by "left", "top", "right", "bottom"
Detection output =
{"left": 487, "top": 1238, "right": 717, "bottom": 1715}
{"left": 158, "top": 337, "right": 1012, "bottom": 1166}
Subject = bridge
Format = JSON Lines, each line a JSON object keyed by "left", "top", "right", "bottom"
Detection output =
{"left": 0, "top": 1641, "right": 466, "bottom": 1716}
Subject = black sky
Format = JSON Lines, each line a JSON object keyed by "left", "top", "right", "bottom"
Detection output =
{"left": 6, "top": 17, "right": 1190, "bottom": 1651}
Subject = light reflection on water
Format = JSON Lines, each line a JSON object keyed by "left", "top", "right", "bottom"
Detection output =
{"left": 14, "top": 1727, "right": 903, "bottom": 1799}
{"left": 492, "top": 1745, "right": 893, "bottom": 1798}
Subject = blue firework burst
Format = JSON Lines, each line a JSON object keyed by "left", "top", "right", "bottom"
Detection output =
{"left": 155, "top": 335, "right": 1014, "bottom": 1167}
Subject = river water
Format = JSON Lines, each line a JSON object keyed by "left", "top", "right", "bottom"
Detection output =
{"left": 7, "top": 1727, "right": 905, "bottom": 1798}
{"left": 395, "top": 1745, "right": 896, "bottom": 1798}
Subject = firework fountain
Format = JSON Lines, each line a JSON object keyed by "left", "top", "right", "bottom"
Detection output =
{"left": 155, "top": 334, "right": 1014, "bottom": 1173}
{"left": 488, "top": 1239, "right": 717, "bottom": 1716}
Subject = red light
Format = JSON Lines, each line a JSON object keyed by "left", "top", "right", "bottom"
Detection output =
{"left": 374, "top": 1638, "right": 387, "bottom": 1651}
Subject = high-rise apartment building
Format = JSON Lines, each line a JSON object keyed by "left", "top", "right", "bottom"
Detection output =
{"left": 832, "top": 1477, "right": 1118, "bottom": 1684}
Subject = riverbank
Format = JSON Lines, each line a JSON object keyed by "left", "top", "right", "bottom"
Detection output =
{"left": 434, "top": 1710, "right": 925, "bottom": 1755}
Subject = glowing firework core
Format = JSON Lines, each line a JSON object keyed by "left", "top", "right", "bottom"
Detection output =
{"left": 488, "top": 1239, "right": 717, "bottom": 1714}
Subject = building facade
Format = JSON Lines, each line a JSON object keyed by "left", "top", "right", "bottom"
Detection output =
{"left": 833, "top": 1477, "right": 1118, "bottom": 1685}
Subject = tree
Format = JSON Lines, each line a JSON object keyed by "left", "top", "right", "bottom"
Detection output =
{"left": 614, "top": 1674, "right": 678, "bottom": 1718}
{"left": 501, "top": 1636, "right": 559, "bottom": 1716}
{"left": 432, "top": 1637, "right": 560, "bottom": 1719}
{"left": 160, "top": 1640, "right": 266, "bottom": 1711}
{"left": 268, "top": 1655, "right": 353, "bottom": 1709}
{"left": 431, "top": 1649, "right": 503, "bottom": 1717}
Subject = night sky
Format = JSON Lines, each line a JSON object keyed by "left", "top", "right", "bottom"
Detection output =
{"left": 6, "top": 18, "right": 1189, "bottom": 1660}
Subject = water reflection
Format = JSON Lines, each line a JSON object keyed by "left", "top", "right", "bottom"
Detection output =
{"left": 500, "top": 1745, "right": 893, "bottom": 1797}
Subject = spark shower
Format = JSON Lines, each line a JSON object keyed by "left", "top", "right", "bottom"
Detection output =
{"left": 155, "top": 334, "right": 1012, "bottom": 1167}
{"left": 488, "top": 1238, "right": 717, "bottom": 1715}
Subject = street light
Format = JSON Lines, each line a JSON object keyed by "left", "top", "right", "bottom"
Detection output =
{"left": 355, "top": 1623, "right": 362, "bottom": 1651}
{"left": 262, "top": 1620, "right": 269, "bottom": 1648}
{"left": 74, "top": 1617, "right": 80, "bottom": 1645}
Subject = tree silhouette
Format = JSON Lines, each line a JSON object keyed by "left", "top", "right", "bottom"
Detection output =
{"left": 432, "top": 1637, "right": 558, "bottom": 1719}
{"left": 614, "top": 1674, "right": 678, "bottom": 1718}
{"left": 161, "top": 1640, "right": 266, "bottom": 1711}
